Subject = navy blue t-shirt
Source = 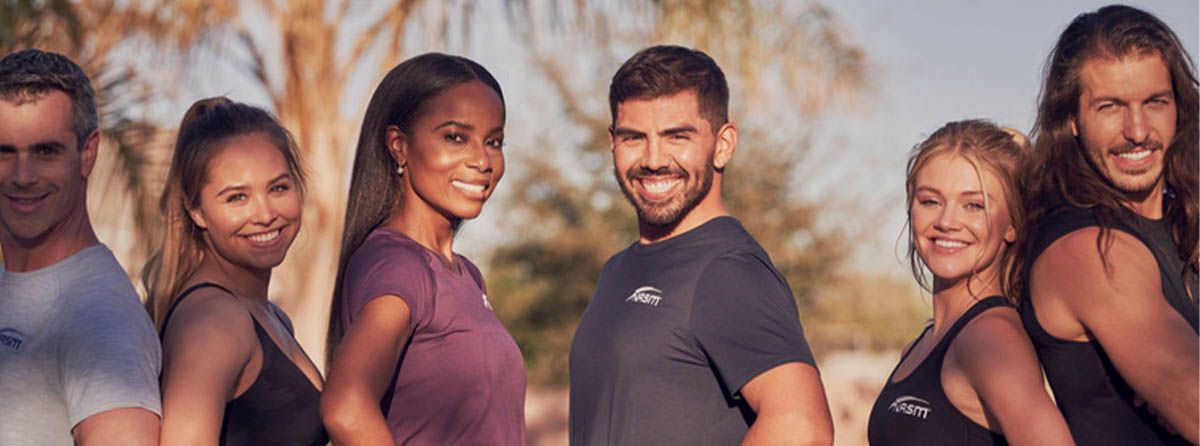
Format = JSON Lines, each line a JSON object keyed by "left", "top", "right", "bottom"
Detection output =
{"left": 569, "top": 216, "right": 817, "bottom": 445}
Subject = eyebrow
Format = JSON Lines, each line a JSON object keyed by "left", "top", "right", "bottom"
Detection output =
{"left": 612, "top": 127, "right": 646, "bottom": 139}
{"left": 914, "top": 186, "right": 989, "bottom": 198}
{"left": 434, "top": 120, "right": 473, "bottom": 131}
{"left": 1089, "top": 89, "right": 1174, "bottom": 106}
{"left": 214, "top": 173, "right": 292, "bottom": 197}
{"left": 660, "top": 125, "right": 698, "bottom": 136}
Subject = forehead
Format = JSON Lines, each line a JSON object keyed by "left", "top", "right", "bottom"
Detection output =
{"left": 205, "top": 133, "right": 289, "bottom": 182}
{"left": 1078, "top": 52, "right": 1172, "bottom": 100}
{"left": 0, "top": 90, "right": 76, "bottom": 148}
{"left": 614, "top": 90, "right": 710, "bottom": 132}
{"left": 417, "top": 81, "right": 505, "bottom": 127}
{"left": 915, "top": 154, "right": 1007, "bottom": 197}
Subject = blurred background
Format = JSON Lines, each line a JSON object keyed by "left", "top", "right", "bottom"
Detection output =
{"left": 3, "top": 0, "right": 1195, "bottom": 444}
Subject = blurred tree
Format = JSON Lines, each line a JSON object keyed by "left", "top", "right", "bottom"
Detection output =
{"left": 490, "top": 0, "right": 873, "bottom": 385}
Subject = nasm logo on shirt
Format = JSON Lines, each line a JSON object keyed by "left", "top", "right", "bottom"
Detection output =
{"left": 0, "top": 328, "right": 24, "bottom": 352}
{"left": 888, "top": 395, "right": 931, "bottom": 419}
{"left": 625, "top": 286, "right": 663, "bottom": 307}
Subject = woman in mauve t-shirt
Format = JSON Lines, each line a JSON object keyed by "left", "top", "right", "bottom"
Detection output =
{"left": 320, "top": 53, "right": 526, "bottom": 445}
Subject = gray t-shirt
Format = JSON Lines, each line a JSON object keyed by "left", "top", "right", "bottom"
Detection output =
{"left": 0, "top": 245, "right": 161, "bottom": 445}
{"left": 569, "top": 217, "right": 816, "bottom": 445}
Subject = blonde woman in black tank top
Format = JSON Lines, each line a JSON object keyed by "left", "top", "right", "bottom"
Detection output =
{"left": 866, "top": 120, "right": 1072, "bottom": 445}
{"left": 143, "top": 98, "right": 327, "bottom": 445}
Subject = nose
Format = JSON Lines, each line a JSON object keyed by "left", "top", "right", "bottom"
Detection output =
{"left": 932, "top": 205, "right": 960, "bottom": 233}
{"left": 465, "top": 141, "right": 493, "bottom": 173}
{"left": 640, "top": 137, "right": 669, "bottom": 171}
{"left": 12, "top": 153, "right": 38, "bottom": 188}
{"left": 1123, "top": 106, "right": 1150, "bottom": 145}
{"left": 249, "top": 194, "right": 276, "bottom": 226}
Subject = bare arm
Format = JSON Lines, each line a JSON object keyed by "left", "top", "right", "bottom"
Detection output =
{"left": 1035, "top": 229, "right": 1198, "bottom": 442}
{"left": 321, "top": 295, "right": 412, "bottom": 446}
{"left": 73, "top": 407, "right": 160, "bottom": 446}
{"left": 158, "top": 291, "right": 256, "bottom": 446}
{"left": 740, "top": 362, "right": 833, "bottom": 446}
{"left": 952, "top": 309, "right": 1073, "bottom": 445}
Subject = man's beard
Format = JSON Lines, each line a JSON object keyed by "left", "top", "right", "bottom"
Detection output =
{"left": 615, "top": 156, "right": 714, "bottom": 228}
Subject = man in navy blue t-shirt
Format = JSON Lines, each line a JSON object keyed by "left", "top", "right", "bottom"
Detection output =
{"left": 568, "top": 45, "right": 834, "bottom": 446}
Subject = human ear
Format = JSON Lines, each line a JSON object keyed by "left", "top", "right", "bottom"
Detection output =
{"left": 386, "top": 125, "right": 408, "bottom": 171}
{"left": 1005, "top": 225, "right": 1017, "bottom": 243}
{"left": 188, "top": 207, "right": 208, "bottom": 230}
{"left": 713, "top": 122, "right": 738, "bottom": 169}
{"left": 1069, "top": 116, "right": 1079, "bottom": 137}
{"left": 80, "top": 130, "right": 99, "bottom": 178}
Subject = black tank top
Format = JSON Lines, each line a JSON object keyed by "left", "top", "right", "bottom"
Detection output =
{"left": 867, "top": 296, "right": 1009, "bottom": 446}
{"left": 1020, "top": 206, "right": 1197, "bottom": 446}
{"left": 162, "top": 283, "right": 329, "bottom": 446}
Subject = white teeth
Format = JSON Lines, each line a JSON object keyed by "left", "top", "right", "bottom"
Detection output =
{"left": 452, "top": 180, "right": 485, "bottom": 194}
{"left": 641, "top": 178, "right": 680, "bottom": 194}
{"left": 1117, "top": 150, "right": 1150, "bottom": 161}
{"left": 935, "top": 239, "right": 967, "bottom": 249}
{"left": 248, "top": 229, "right": 281, "bottom": 243}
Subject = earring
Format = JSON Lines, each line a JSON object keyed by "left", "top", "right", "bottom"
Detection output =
{"left": 397, "top": 164, "right": 405, "bottom": 175}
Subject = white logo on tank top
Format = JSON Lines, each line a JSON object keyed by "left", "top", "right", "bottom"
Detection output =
{"left": 888, "top": 395, "right": 931, "bottom": 419}
{"left": 625, "top": 286, "right": 663, "bottom": 307}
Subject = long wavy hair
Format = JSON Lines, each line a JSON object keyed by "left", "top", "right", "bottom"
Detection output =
{"left": 905, "top": 120, "right": 1027, "bottom": 303}
{"left": 1020, "top": 5, "right": 1199, "bottom": 303}
{"left": 326, "top": 53, "right": 503, "bottom": 365}
{"left": 143, "top": 97, "right": 307, "bottom": 330}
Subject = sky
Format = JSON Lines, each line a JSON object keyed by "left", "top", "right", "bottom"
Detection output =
{"left": 799, "top": 0, "right": 1199, "bottom": 275}
{"left": 164, "top": 0, "right": 1199, "bottom": 278}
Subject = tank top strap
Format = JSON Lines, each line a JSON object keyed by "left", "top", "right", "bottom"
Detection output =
{"left": 161, "top": 282, "right": 237, "bottom": 338}
{"left": 929, "top": 296, "right": 1010, "bottom": 359}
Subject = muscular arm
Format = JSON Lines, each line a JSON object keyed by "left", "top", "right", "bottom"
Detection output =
{"left": 1033, "top": 229, "right": 1198, "bottom": 442}
{"left": 73, "top": 407, "right": 160, "bottom": 446}
{"left": 952, "top": 309, "right": 1073, "bottom": 445}
{"left": 740, "top": 363, "right": 833, "bottom": 446}
{"left": 158, "top": 291, "right": 256, "bottom": 446}
{"left": 321, "top": 295, "right": 412, "bottom": 446}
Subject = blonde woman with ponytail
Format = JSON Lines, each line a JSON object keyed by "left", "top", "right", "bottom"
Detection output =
{"left": 143, "top": 97, "right": 327, "bottom": 446}
{"left": 866, "top": 120, "right": 1072, "bottom": 446}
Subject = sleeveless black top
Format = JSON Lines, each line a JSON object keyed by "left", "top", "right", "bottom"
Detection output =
{"left": 1020, "top": 206, "right": 1197, "bottom": 446}
{"left": 163, "top": 283, "right": 329, "bottom": 446}
{"left": 867, "top": 296, "right": 1009, "bottom": 446}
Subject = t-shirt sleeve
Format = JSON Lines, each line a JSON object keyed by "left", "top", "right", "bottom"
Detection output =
{"left": 59, "top": 290, "right": 163, "bottom": 428}
{"left": 689, "top": 251, "right": 816, "bottom": 399}
{"left": 342, "top": 236, "right": 436, "bottom": 330}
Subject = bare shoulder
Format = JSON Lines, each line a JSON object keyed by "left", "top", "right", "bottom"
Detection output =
{"left": 1036, "top": 226, "right": 1161, "bottom": 310}
{"left": 161, "top": 287, "right": 255, "bottom": 358}
{"left": 951, "top": 306, "right": 1031, "bottom": 366}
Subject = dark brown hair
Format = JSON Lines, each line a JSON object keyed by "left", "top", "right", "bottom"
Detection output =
{"left": 1022, "top": 4, "right": 1199, "bottom": 301}
{"left": 609, "top": 45, "right": 729, "bottom": 131}
{"left": 326, "top": 53, "right": 504, "bottom": 365}
{"left": 143, "top": 97, "right": 307, "bottom": 329}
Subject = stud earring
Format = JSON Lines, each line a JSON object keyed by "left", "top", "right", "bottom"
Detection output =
{"left": 397, "top": 164, "right": 405, "bottom": 175}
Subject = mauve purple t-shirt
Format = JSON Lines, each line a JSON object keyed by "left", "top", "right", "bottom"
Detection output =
{"left": 342, "top": 228, "right": 526, "bottom": 445}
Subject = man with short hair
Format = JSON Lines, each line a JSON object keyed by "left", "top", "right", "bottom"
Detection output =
{"left": 569, "top": 45, "right": 834, "bottom": 445}
{"left": 1021, "top": 5, "right": 1199, "bottom": 445}
{"left": 0, "top": 49, "right": 161, "bottom": 446}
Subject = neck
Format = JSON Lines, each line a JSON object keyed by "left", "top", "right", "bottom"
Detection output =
{"left": 385, "top": 197, "right": 458, "bottom": 267}
{"left": 193, "top": 249, "right": 272, "bottom": 302}
{"left": 1, "top": 210, "right": 99, "bottom": 273}
{"left": 1122, "top": 180, "right": 1165, "bottom": 219}
{"left": 930, "top": 271, "right": 1002, "bottom": 332}
{"left": 638, "top": 182, "right": 729, "bottom": 244}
